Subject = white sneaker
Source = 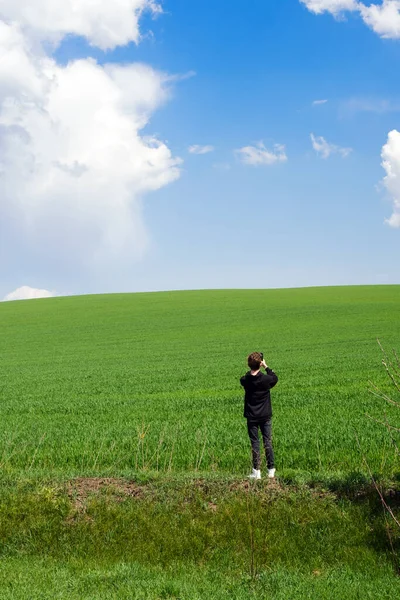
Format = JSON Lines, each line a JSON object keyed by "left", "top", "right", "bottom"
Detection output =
{"left": 268, "top": 468, "right": 276, "bottom": 479}
{"left": 248, "top": 469, "right": 261, "bottom": 480}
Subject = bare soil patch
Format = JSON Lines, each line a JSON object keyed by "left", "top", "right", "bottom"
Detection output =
{"left": 65, "top": 477, "right": 145, "bottom": 512}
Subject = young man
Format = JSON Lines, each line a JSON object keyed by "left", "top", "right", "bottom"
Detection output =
{"left": 240, "top": 352, "right": 278, "bottom": 480}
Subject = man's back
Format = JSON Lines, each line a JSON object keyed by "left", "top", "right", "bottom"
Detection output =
{"left": 240, "top": 368, "right": 278, "bottom": 420}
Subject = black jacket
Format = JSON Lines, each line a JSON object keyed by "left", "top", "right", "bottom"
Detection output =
{"left": 240, "top": 368, "right": 278, "bottom": 421}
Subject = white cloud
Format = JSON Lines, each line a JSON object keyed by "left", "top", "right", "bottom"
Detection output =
{"left": 310, "top": 133, "right": 352, "bottom": 158}
{"left": 3, "top": 286, "right": 56, "bottom": 301}
{"left": 0, "top": 8, "right": 181, "bottom": 270}
{"left": 0, "top": 0, "right": 161, "bottom": 50}
{"left": 236, "top": 142, "right": 287, "bottom": 166}
{"left": 302, "top": 0, "right": 400, "bottom": 40}
{"left": 300, "top": 0, "right": 357, "bottom": 15}
{"left": 359, "top": 1, "right": 400, "bottom": 40}
{"left": 381, "top": 130, "right": 400, "bottom": 227}
{"left": 312, "top": 99, "right": 328, "bottom": 105}
{"left": 188, "top": 145, "right": 215, "bottom": 154}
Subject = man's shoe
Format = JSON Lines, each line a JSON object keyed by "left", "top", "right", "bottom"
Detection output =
{"left": 248, "top": 469, "right": 261, "bottom": 480}
{"left": 268, "top": 468, "right": 276, "bottom": 479}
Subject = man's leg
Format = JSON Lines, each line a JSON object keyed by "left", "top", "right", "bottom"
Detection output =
{"left": 247, "top": 420, "right": 261, "bottom": 469}
{"left": 260, "top": 419, "right": 275, "bottom": 470}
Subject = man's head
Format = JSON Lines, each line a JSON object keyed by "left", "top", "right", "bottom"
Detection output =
{"left": 248, "top": 352, "right": 263, "bottom": 371}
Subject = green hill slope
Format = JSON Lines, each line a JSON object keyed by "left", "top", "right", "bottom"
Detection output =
{"left": 1, "top": 286, "right": 400, "bottom": 598}
{"left": 1, "top": 285, "right": 399, "bottom": 479}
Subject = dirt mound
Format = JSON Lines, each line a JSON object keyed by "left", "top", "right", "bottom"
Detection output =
{"left": 66, "top": 477, "right": 145, "bottom": 511}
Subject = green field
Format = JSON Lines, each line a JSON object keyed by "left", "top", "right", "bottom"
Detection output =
{"left": 0, "top": 285, "right": 399, "bottom": 478}
{"left": 0, "top": 286, "right": 399, "bottom": 598}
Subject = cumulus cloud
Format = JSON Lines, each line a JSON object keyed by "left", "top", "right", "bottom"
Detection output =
{"left": 381, "top": 130, "right": 400, "bottom": 227}
{"left": 3, "top": 286, "right": 56, "bottom": 301}
{"left": 236, "top": 142, "right": 287, "bottom": 166}
{"left": 0, "top": 4, "right": 181, "bottom": 271}
{"left": 188, "top": 145, "right": 215, "bottom": 154}
{"left": 302, "top": 0, "right": 400, "bottom": 40}
{"left": 300, "top": 0, "right": 357, "bottom": 14}
{"left": 359, "top": 1, "right": 400, "bottom": 39}
{"left": 310, "top": 134, "right": 352, "bottom": 158}
{"left": 0, "top": 0, "right": 161, "bottom": 50}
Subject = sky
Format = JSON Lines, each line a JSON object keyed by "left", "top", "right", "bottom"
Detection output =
{"left": 1, "top": 0, "right": 400, "bottom": 300}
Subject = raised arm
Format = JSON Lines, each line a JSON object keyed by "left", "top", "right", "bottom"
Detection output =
{"left": 261, "top": 359, "right": 278, "bottom": 389}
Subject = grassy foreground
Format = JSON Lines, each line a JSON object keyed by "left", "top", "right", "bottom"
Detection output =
{"left": 2, "top": 558, "right": 399, "bottom": 599}
{"left": 0, "top": 286, "right": 399, "bottom": 597}
{"left": 1, "top": 476, "right": 400, "bottom": 598}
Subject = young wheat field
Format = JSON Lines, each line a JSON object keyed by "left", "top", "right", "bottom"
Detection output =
{"left": 0, "top": 285, "right": 399, "bottom": 478}
{"left": 0, "top": 285, "right": 400, "bottom": 599}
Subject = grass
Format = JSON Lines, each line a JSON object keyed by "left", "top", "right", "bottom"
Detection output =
{"left": 1, "top": 558, "right": 400, "bottom": 600}
{"left": 0, "top": 285, "right": 399, "bottom": 597}
{"left": 0, "top": 479, "right": 385, "bottom": 569}
{"left": 0, "top": 476, "right": 399, "bottom": 598}
{"left": 0, "top": 286, "right": 399, "bottom": 479}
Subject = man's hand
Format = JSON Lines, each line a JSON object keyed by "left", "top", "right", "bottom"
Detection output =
{"left": 261, "top": 359, "right": 268, "bottom": 369}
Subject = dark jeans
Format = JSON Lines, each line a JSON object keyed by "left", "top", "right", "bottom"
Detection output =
{"left": 247, "top": 418, "right": 275, "bottom": 470}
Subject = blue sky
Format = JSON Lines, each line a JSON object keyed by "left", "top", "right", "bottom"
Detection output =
{"left": 1, "top": 0, "right": 399, "bottom": 299}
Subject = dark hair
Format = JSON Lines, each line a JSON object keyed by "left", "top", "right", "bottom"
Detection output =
{"left": 248, "top": 352, "right": 262, "bottom": 371}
